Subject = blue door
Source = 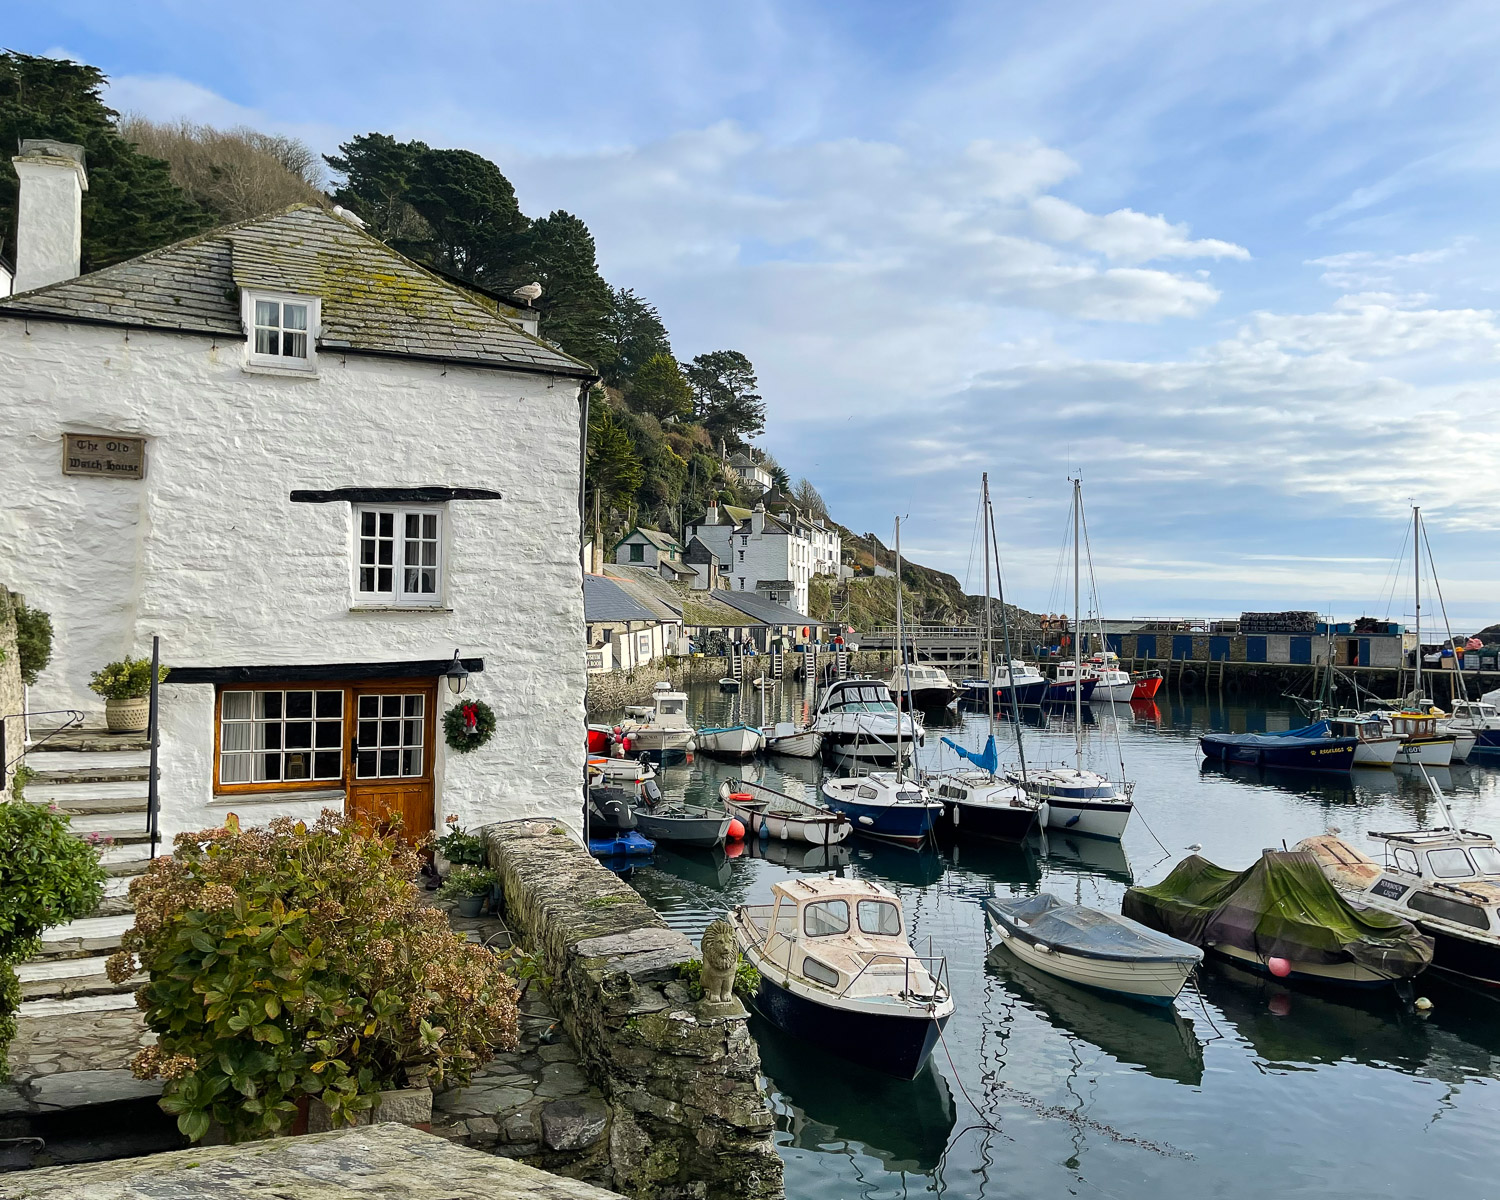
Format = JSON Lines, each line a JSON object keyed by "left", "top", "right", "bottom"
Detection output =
{"left": 1106, "top": 633, "right": 1123, "bottom": 655}
{"left": 1209, "top": 636, "right": 1230, "bottom": 661}
{"left": 1359, "top": 638, "right": 1371, "bottom": 667}
{"left": 1137, "top": 634, "right": 1156, "bottom": 659}
{"left": 1290, "top": 637, "right": 1312, "bottom": 664}
{"left": 1172, "top": 635, "right": 1194, "bottom": 660}
{"left": 1247, "top": 637, "right": 1267, "bottom": 663}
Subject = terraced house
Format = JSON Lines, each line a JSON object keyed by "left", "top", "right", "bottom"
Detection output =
{"left": 0, "top": 139, "right": 595, "bottom": 845}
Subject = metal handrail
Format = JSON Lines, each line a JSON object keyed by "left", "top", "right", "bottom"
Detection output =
{"left": 2, "top": 709, "right": 86, "bottom": 773}
{"left": 836, "top": 949, "right": 949, "bottom": 1003}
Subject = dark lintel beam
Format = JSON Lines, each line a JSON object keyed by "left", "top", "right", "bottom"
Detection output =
{"left": 290, "top": 487, "right": 502, "bottom": 504}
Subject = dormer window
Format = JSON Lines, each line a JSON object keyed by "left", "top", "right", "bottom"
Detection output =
{"left": 243, "top": 291, "right": 320, "bottom": 372}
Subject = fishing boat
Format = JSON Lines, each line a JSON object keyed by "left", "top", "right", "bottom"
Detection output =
{"left": 720, "top": 778, "right": 852, "bottom": 845}
{"left": 1123, "top": 849, "right": 1434, "bottom": 988}
{"left": 1045, "top": 673, "right": 1098, "bottom": 703}
{"left": 695, "top": 724, "right": 766, "bottom": 760}
{"left": 632, "top": 795, "right": 732, "bottom": 849}
{"left": 889, "top": 663, "right": 960, "bottom": 711}
{"left": 960, "top": 660, "right": 1050, "bottom": 707}
{"left": 1324, "top": 714, "right": 1402, "bottom": 767}
{"left": 586, "top": 786, "right": 655, "bottom": 859}
{"left": 1055, "top": 655, "right": 1134, "bottom": 702}
{"left": 762, "top": 721, "right": 822, "bottom": 758}
{"left": 811, "top": 678, "right": 921, "bottom": 764}
{"left": 1445, "top": 698, "right": 1500, "bottom": 750}
{"left": 1199, "top": 726, "right": 1357, "bottom": 771}
{"left": 732, "top": 876, "right": 954, "bottom": 1078}
{"left": 1377, "top": 710, "right": 1455, "bottom": 766}
{"left": 617, "top": 682, "right": 695, "bottom": 764}
{"left": 984, "top": 893, "right": 1202, "bottom": 1004}
{"left": 1131, "top": 670, "right": 1164, "bottom": 700}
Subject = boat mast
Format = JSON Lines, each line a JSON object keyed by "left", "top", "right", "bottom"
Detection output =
{"left": 982, "top": 474, "right": 997, "bottom": 750}
{"left": 987, "top": 481, "right": 1028, "bottom": 782}
{"left": 1413, "top": 505, "right": 1422, "bottom": 706}
{"left": 1073, "top": 478, "right": 1083, "bottom": 770}
{"left": 895, "top": 515, "right": 906, "bottom": 784}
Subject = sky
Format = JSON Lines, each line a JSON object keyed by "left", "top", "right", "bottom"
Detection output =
{"left": 14, "top": 1, "right": 1500, "bottom": 626}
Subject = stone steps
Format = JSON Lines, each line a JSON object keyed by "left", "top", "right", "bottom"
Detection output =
{"left": 28, "top": 748, "right": 152, "bottom": 785}
{"left": 17, "top": 990, "right": 142, "bottom": 1020}
{"left": 28, "top": 725, "right": 151, "bottom": 754}
{"left": 15, "top": 952, "right": 144, "bottom": 1001}
{"left": 37, "top": 914, "right": 135, "bottom": 959}
{"left": 24, "top": 778, "right": 152, "bottom": 814}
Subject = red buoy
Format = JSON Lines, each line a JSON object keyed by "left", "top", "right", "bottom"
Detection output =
{"left": 1267, "top": 957, "right": 1292, "bottom": 978}
{"left": 726, "top": 818, "right": 746, "bottom": 841}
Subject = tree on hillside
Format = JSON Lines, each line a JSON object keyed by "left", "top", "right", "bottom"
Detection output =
{"left": 603, "top": 287, "right": 672, "bottom": 390}
{"left": 119, "top": 117, "right": 323, "bottom": 223}
{"left": 683, "top": 350, "right": 766, "bottom": 446}
{"left": 586, "top": 395, "right": 644, "bottom": 523}
{"left": 0, "top": 52, "right": 214, "bottom": 271}
{"left": 760, "top": 453, "right": 791, "bottom": 493}
{"left": 792, "top": 477, "right": 828, "bottom": 519}
{"left": 524, "top": 210, "right": 614, "bottom": 368}
{"left": 631, "top": 352, "right": 693, "bottom": 421}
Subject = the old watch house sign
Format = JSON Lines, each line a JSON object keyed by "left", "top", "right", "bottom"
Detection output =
{"left": 62, "top": 432, "right": 145, "bottom": 479}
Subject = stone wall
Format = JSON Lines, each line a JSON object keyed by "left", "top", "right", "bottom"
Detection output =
{"left": 584, "top": 649, "right": 891, "bottom": 714}
{"left": 0, "top": 589, "right": 21, "bottom": 795}
{"left": 483, "top": 821, "right": 783, "bottom": 1200}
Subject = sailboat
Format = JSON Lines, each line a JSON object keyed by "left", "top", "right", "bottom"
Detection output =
{"left": 929, "top": 474, "right": 1047, "bottom": 841}
{"left": 1010, "top": 480, "right": 1134, "bottom": 841}
{"left": 821, "top": 517, "right": 942, "bottom": 847}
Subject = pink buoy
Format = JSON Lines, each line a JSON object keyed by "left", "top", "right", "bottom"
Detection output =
{"left": 1267, "top": 956, "right": 1292, "bottom": 978}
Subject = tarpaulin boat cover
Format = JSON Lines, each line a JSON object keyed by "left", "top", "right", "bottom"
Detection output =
{"left": 1122, "top": 851, "right": 1433, "bottom": 980}
{"left": 1201, "top": 731, "right": 1335, "bottom": 749}
{"left": 987, "top": 894, "right": 1203, "bottom": 964}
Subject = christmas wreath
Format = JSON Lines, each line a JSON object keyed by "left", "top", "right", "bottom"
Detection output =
{"left": 443, "top": 699, "right": 496, "bottom": 752}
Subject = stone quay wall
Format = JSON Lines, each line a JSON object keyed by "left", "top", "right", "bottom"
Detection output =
{"left": 585, "top": 649, "right": 894, "bottom": 714}
{"left": 483, "top": 822, "right": 782, "bottom": 1200}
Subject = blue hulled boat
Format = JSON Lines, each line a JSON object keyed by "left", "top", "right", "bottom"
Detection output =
{"left": 1199, "top": 723, "right": 1357, "bottom": 771}
{"left": 821, "top": 772, "right": 942, "bottom": 846}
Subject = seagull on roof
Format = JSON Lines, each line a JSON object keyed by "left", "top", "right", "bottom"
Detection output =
{"left": 511, "top": 281, "right": 543, "bottom": 306}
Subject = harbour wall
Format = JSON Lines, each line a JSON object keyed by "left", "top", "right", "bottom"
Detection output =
{"left": 584, "top": 651, "right": 895, "bottom": 714}
{"left": 483, "top": 821, "right": 783, "bottom": 1200}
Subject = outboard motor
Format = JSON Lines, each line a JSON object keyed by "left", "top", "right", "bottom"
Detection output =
{"left": 588, "top": 786, "right": 637, "bottom": 836}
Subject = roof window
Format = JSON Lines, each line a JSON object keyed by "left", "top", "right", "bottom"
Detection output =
{"left": 243, "top": 290, "right": 320, "bottom": 373}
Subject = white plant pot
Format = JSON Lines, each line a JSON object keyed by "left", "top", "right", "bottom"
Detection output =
{"left": 105, "top": 696, "right": 150, "bottom": 733}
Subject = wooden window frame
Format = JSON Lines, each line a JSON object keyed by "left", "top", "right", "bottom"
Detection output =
{"left": 214, "top": 678, "right": 437, "bottom": 796}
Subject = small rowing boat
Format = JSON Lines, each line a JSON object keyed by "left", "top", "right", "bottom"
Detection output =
{"left": 720, "top": 778, "right": 851, "bottom": 845}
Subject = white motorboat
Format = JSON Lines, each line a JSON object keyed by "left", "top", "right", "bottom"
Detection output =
{"left": 960, "top": 660, "right": 1050, "bottom": 706}
{"left": 984, "top": 893, "right": 1201, "bottom": 1004}
{"left": 1374, "top": 710, "right": 1456, "bottom": 766}
{"left": 732, "top": 876, "right": 954, "bottom": 1079}
{"left": 1012, "top": 766, "right": 1133, "bottom": 840}
{"left": 888, "top": 663, "right": 960, "bottom": 711}
{"left": 695, "top": 724, "right": 766, "bottom": 760}
{"left": 1324, "top": 714, "right": 1402, "bottom": 767}
{"left": 821, "top": 771, "right": 942, "bottom": 846}
{"left": 1055, "top": 654, "right": 1135, "bottom": 703}
{"left": 762, "top": 721, "right": 822, "bottom": 758}
{"left": 812, "top": 678, "right": 922, "bottom": 765}
{"left": 617, "top": 682, "right": 695, "bottom": 764}
{"left": 720, "top": 778, "right": 851, "bottom": 845}
{"left": 930, "top": 768, "right": 1046, "bottom": 841}
{"left": 1445, "top": 698, "right": 1500, "bottom": 753}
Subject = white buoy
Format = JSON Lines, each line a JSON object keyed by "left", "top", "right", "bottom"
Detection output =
{"left": 1414, "top": 996, "right": 1433, "bottom": 1011}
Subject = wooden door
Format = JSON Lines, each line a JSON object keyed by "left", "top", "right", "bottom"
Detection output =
{"left": 346, "top": 683, "right": 437, "bottom": 839}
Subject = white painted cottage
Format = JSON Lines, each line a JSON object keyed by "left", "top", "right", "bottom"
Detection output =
{"left": 0, "top": 141, "right": 595, "bottom": 840}
{"left": 686, "top": 500, "right": 813, "bottom": 614}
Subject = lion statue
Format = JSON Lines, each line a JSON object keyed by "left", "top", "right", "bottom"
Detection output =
{"left": 699, "top": 918, "right": 739, "bottom": 1007}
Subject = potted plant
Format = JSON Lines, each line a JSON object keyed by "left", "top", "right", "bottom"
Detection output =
{"left": 433, "top": 818, "right": 485, "bottom": 877}
{"left": 438, "top": 864, "right": 499, "bottom": 918}
{"left": 89, "top": 656, "right": 169, "bottom": 733}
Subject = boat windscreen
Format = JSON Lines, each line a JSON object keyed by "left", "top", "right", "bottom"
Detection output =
{"left": 1471, "top": 846, "right": 1500, "bottom": 875}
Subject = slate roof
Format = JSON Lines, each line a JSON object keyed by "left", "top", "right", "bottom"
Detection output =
{"left": 616, "top": 527, "right": 680, "bottom": 554}
{"left": 583, "top": 574, "right": 659, "bottom": 624}
{"left": 718, "top": 590, "right": 821, "bottom": 627}
{"left": 604, "top": 565, "right": 757, "bottom": 628}
{"left": 0, "top": 205, "right": 593, "bottom": 378}
{"left": 684, "top": 537, "right": 720, "bottom": 566}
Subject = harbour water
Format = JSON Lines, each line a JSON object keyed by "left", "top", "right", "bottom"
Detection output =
{"left": 610, "top": 679, "right": 1500, "bottom": 1199}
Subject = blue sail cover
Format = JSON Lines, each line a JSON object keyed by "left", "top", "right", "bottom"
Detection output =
{"left": 942, "top": 735, "right": 998, "bottom": 775}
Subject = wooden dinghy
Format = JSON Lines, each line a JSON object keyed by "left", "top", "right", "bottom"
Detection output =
{"left": 720, "top": 778, "right": 851, "bottom": 846}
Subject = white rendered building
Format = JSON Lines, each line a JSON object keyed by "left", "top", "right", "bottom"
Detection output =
{"left": 0, "top": 143, "right": 594, "bottom": 839}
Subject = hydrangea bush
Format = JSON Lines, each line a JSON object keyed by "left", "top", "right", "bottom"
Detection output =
{"left": 108, "top": 812, "right": 519, "bottom": 1142}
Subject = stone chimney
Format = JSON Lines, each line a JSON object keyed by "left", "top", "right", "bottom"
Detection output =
{"left": 12, "top": 140, "right": 88, "bottom": 294}
{"left": 751, "top": 502, "right": 766, "bottom": 535}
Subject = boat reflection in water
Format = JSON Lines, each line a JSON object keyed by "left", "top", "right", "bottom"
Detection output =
{"left": 1040, "top": 830, "right": 1134, "bottom": 885}
{"left": 1199, "top": 758, "right": 1359, "bottom": 804}
{"left": 986, "top": 946, "right": 1204, "bottom": 1086}
{"left": 938, "top": 836, "right": 1043, "bottom": 894}
{"left": 1200, "top": 960, "right": 1500, "bottom": 1085}
{"left": 850, "top": 838, "right": 948, "bottom": 888}
{"left": 752, "top": 1014, "right": 956, "bottom": 1174}
{"left": 744, "top": 836, "right": 853, "bottom": 873}
{"left": 651, "top": 845, "right": 732, "bottom": 891}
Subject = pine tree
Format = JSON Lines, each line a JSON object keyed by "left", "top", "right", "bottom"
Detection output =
{"left": 684, "top": 350, "right": 766, "bottom": 446}
{"left": 630, "top": 352, "right": 693, "bottom": 421}
{"left": 602, "top": 287, "right": 672, "bottom": 389}
{"left": 525, "top": 210, "right": 614, "bottom": 368}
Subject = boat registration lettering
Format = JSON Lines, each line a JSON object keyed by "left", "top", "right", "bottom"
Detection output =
{"left": 1372, "top": 878, "right": 1409, "bottom": 901}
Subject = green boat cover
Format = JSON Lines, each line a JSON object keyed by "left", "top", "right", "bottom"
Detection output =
{"left": 1122, "top": 851, "right": 1433, "bottom": 981}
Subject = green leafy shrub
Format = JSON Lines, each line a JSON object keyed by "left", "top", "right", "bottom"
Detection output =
{"left": 435, "top": 820, "right": 485, "bottom": 866}
{"left": 88, "top": 655, "right": 169, "bottom": 700}
{"left": 107, "top": 813, "right": 519, "bottom": 1143}
{"left": 0, "top": 800, "right": 107, "bottom": 1078}
{"left": 676, "top": 954, "right": 761, "bottom": 1002}
{"left": 13, "top": 597, "right": 53, "bottom": 687}
{"left": 437, "top": 864, "right": 499, "bottom": 899}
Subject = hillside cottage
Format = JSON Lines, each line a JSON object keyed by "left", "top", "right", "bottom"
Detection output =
{"left": 0, "top": 141, "right": 595, "bottom": 839}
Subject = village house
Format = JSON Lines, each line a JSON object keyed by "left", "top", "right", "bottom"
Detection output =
{"left": 0, "top": 140, "right": 595, "bottom": 840}
{"left": 583, "top": 574, "right": 684, "bottom": 673}
{"left": 686, "top": 499, "right": 816, "bottom": 614}
{"left": 725, "top": 449, "right": 774, "bottom": 494}
{"left": 611, "top": 526, "right": 695, "bottom": 584}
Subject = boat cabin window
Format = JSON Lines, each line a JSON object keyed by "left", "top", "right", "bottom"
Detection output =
{"left": 1391, "top": 847, "right": 1421, "bottom": 875}
{"left": 657, "top": 698, "right": 685, "bottom": 716}
{"left": 804, "top": 899, "right": 850, "bottom": 937}
{"left": 1470, "top": 846, "right": 1500, "bottom": 875}
{"left": 857, "top": 899, "right": 901, "bottom": 936}
{"left": 857, "top": 785, "right": 878, "bottom": 800}
{"left": 1407, "top": 891, "right": 1490, "bottom": 930}
{"left": 896, "top": 790, "right": 925, "bottom": 803}
{"left": 801, "top": 956, "right": 840, "bottom": 986}
{"left": 1427, "top": 849, "right": 1476, "bottom": 879}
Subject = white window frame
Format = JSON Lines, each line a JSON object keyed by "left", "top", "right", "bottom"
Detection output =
{"left": 352, "top": 504, "right": 446, "bottom": 607}
{"left": 242, "top": 290, "right": 320, "bottom": 373}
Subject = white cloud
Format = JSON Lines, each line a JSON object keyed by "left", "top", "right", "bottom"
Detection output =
{"left": 1307, "top": 243, "right": 1469, "bottom": 290}
{"left": 1030, "top": 196, "right": 1250, "bottom": 264}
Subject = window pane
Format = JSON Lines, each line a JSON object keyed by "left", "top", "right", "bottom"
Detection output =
{"left": 419, "top": 569, "right": 436, "bottom": 593}
{"left": 377, "top": 541, "right": 393, "bottom": 565}
{"left": 316, "top": 691, "right": 342, "bottom": 717}
{"left": 1428, "top": 850, "right": 1474, "bottom": 878}
{"left": 382, "top": 696, "right": 401, "bottom": 717}
{"left": 281, "top": 331, "right": 307, "bottom": 359}
{"left": 804, "top": 900, "right": 849, "bottom": 937}
{"left": 255, "top": 300, "right": 279, "bottom": 326}
{"left": 262, "top": 754, "right": 283, "bottom": 781}
{"left": 401, "top": 747, "right": 422, "bottom": 776}
{"left": 222, "top": 691, "right": 252, "bottom": 720}
{"left": 858, "top": 900, "right": 901, "bottom": 936}
{"left": 379, "top": 513, "right": 393, "bottom": 537}
{"left": 255, "top": 328, "right": 279, "bottom": 355}
{"left": 315, "top": 721, "right": 342, "bottom": 748}
{"left": 358, "top": 720, "right": 377, "bottom": 746}
{"left": 403, "top": 719, "right": 422, "bottom": 745}
{"left": 259, "top": 723, "right": 282, "bottom": 751}
{"left": 357, "top": 749, "right": 377, "bottom": 778}
{"left": 222, "top": 722, "right": 252, "bottom": 752}
{"left": 220, "top": 753, "right": 251, "bottom": 783}
{"left": 406, "top": 513, "right": 421, "bottom": 538}
{"left": 377, "top": 567, "right": 392, "bottom": 591}
{"left": 359, "top": 567, "right": 375, "bottom": 591}
{"left": 285, "top": 721, "right": 312, "bottom": 750}
{"left": 380, "top": 748, "right": 399, "bottom": 776}
{"left": 362, "top": 511, "right": 376, "bottom": 536}
{"left": 282, "top": 303, "right": 307, "bottom": 331}
{"left": 404, "top": 567, "right": 419, "bottom": 593}
{"left": 313, "top": 751, "right": 342, "bottom": 779}
{"left": 423, "top": 514, "right": 437, "bottom": 538}
{"left": 259, "top": 692, "right": 283, "bottom": 719}
{"left": 404, "top": 695, "right": 423, "bottom": 716}
{"left": 286, "top": 691, "right": 313, "bottom": 719}
{"left": 360, "top": 542, "right": 376, "bottom": 566}
{"left": 284, "top": 752, "right": 311, "bottom": 780}
{"left": 359, "top": 696, "right": 379, "bottom": 719}
{"left": 380, "top": 719, "right": 401, "bottom": 746}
